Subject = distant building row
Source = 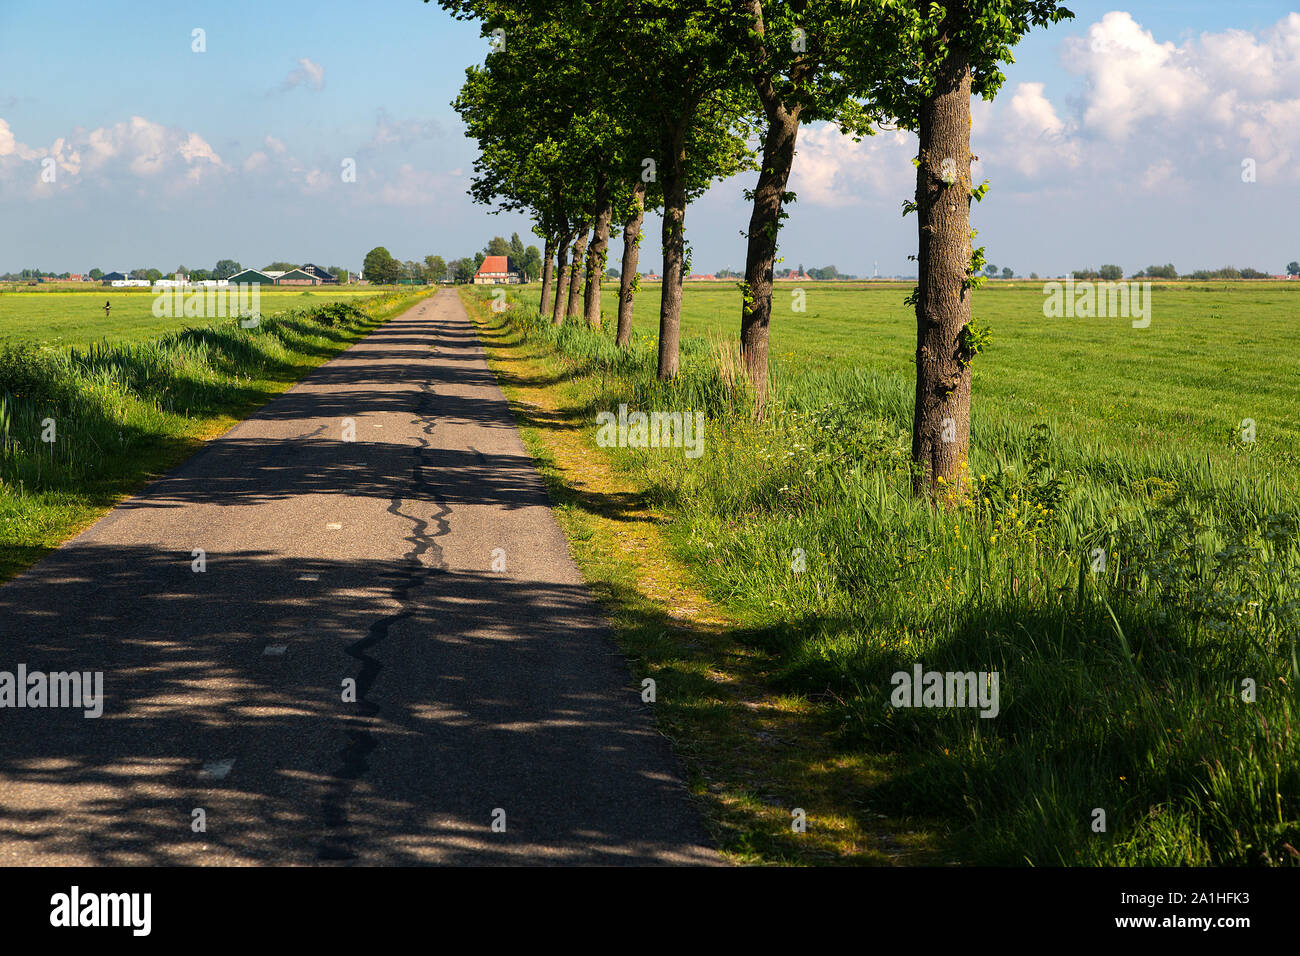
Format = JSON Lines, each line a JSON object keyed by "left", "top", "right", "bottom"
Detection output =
{"left": 95, "top": 264, "right": 342, "bottom": 287}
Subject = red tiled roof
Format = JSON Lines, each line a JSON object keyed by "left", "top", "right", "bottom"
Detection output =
{"left": 476, "top": 255, "right": 510, "bottom": 275}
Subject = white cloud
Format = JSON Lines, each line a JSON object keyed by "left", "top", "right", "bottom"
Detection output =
{"left": 360, "top": 109, "right": 442, "bottom": 153}
{"left": 1063, "top": 11, "right": 1208, "bottom": 140}
{"left": 301, "top": 168, "right": 329, "bottom": 192}
{"left": 373, "top": 163, "right": 451, "bottom": 206}
{"left": 281, "top": 57, "right": 325, "bottom": 92}
{"left": 788, "top": 123, "right": 915, "bottom": 207}
{"left": 1053, "top": 10, "right": 1300, "bottom": 181}
{"left": 0, "top": 116, "right": 224, "bottom": 196}
{"left": 777, "top": 10, "right": 1300, "bottom": 216}
{"left": 1140, "top": 158, "right": 1179, "bottom": 190}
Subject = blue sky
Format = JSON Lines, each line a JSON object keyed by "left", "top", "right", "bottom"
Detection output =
{"left": 2, "top": 1, "right": 1298, "bottom": 277}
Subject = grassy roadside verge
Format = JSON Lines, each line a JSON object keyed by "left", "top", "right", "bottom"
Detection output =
{"left": 0, "top": 288, "right": 433, "bottom": 582}
{"left": 460, "top": 287, "right": 945, "bottom": 865}
{"left": 463, "top": 284, "right": 1300, "bottom": 867}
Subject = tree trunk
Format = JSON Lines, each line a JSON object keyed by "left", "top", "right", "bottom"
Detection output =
{"left": 538, "top": 235, "right": 555, "bottom": 315}
{"left": 740, "top": 98, "right": 801, "bottom": 416}
{"left": 616, "top": 182, "right": 645, "bottom": 348}
{"left": 584, "top": 201, "right": 613, "bottom": 328}
{"left": 657, "top": 125, "right": 688, "bottom": 380}
{"left": 551, "top": 232, "right": 572, "bottom": 325}
{"left": 911, "top": 42, "right": 974, "bottom": 502}
{"left": 566, "top": 225, "right": 590, "bottom": 320}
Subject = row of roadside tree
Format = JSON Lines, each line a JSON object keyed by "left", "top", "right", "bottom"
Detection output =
{"left": 438, "top": 0, "right": 1075, "bottom": 499}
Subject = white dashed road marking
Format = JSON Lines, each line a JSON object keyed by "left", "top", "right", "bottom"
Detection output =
{"left": 199, "top": 759, "right": 235, "bottom": 780}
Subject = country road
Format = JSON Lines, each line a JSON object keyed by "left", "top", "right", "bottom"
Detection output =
{"left": 0, "top": 289, "right": 718, "bottom": 865}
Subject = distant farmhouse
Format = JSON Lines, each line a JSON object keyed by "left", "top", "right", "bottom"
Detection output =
{"left": 100, "top": 271, "right": 150, "bottom": 287}
{"left": 275, "top": 268, "right": 319, "bottom": 286}
{"left": 227, "top": 269, "right": 275, "bottom": 284}
{"left": 226, "top": 265, "right": 338, "bottom": 286}
{"left": 300, "top": 263, "right": 339, "bottom": 284}
{"left": 473, "top": 255, "right": 519, "bottom": 284}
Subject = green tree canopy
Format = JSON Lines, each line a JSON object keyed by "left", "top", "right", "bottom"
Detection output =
{"left": 363, "top": 247, "right": 402, "bottom": 284}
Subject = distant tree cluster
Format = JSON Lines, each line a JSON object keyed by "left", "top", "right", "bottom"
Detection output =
{"left": 774, "top": 264, "right": 857, "bottom": 280}
{"left": 1071, "top": 266, "right": 1121, "bottom": 280}
{"left": 405, "top": 233, "right": 544, "bottom": 285}
{"left": 1118, "top": 264, "right": 1279, "bottom": 278}
{"left": 482, "top": 233, "right": 543, "bottom": 281}
{"left": 363, "top": 247, "right": 402, "bottom": 284}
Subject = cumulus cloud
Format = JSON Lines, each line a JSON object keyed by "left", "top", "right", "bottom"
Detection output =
{"left": 1140, "top": 158, "right": 1182, "bottom": 191}
{"left": 977, "top": 82, "right": 1082, "bottom": 177}
{"left": 1058, "top": 10, "right": 1300, "bottom": 180}
{"left": 280, "top": 57, "right": 325, "bottom": 92}
{"left": 788, "top": 123, "right": 915, "bottom": 207}
{"left": 790, "top": 10, "right": 1300, "bottom": 207}
{"left": 0, "top": 115, "right": 224, "bottom": 196}
{"left": 1063, "top": 11, "right": 1209, "bottom": 140}
{"left": 230, "top": 120, "right": 457, "bottom": 205}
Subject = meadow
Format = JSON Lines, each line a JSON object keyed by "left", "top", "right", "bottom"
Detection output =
{"left": 0, "top": 286, "right": 396, "bottom": 348}
{"left": 474, "top": 279, "right": 1300, "bottom": 866}
{"left": 0, "top": 287, "right": 432, "bottom": 581}
{"left": 610, "top": 279, "right": 1300, "bottom": 457}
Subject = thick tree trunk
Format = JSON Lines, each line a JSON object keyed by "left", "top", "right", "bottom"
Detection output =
{"left": 740, "top": 98, "right": 801, "bottom": 416}
{"left": 616, "top": 182, "right": 645, "bottom": 348}
{"left": 551, "top": 232, "right": 572, "bottom": 325}
{"left": 911, "top": 43, "right": 974, "bottom": 502}
{"left": 584, "top": 201, "right": 613, "bottom": 328}
{"left": 538, "top": 236, "right": 555, "bottom": 315}
{"left": 566, "top": 225, "right": 590, "bottom": 320}
{"left": 657, "top": 126, "right": 688, "bottom": 380}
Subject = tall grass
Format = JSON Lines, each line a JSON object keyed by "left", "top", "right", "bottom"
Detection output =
{"left": 482, "top": 287, "right": 1300, "bottom": 866}
{"left": 0, "top": 293, "right": 410, "bottom": 494}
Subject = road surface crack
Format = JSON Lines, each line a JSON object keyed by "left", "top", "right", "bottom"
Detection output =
{"left": 318, "top": 369, "right": 451, "bottom": 861}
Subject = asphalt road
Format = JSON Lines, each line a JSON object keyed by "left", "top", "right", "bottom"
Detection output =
{"left": 0, "top": 289, "right": 718, "bottom": 865}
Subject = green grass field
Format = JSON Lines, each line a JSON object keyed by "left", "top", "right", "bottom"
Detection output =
{"left": 0, "top": 288, "right": 433, "bottom": 581}
{"left": 480, "top": 278, "right": 1300, "bottom": 866}
{"left": 0, "top": 287, "right": 400, "bottom": 348}
{"left": 590, "top": 278, "right": 1300, "bottom": 459}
